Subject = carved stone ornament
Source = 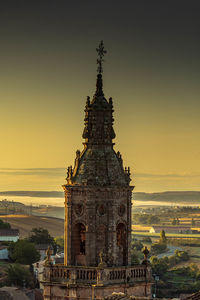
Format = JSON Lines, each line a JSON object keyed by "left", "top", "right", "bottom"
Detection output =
{"left": 75, "top": 203, "right": 84, "bottom": 217}
{"left": 44, "top": 246, "right": 53, "bottom": 266}
{"left": 97, "top": 204, "right": 106, "bottom": 216}
{"left": 118, "top": 204, "right": 126, "bottom": 217}
{"left": 98, "top": 251, "right": 107, "bottom": 268}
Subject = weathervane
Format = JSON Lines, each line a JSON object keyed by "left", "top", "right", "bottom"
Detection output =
{"left": 96, "top": 40, "right": 107, "bottom": 74}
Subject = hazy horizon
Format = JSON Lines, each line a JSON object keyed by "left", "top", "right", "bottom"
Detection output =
{"left": 1, "top": 191, "right": 200, "bottom": 208}
{"left": 0, "top": 168, "right": 200, "bottom": 194}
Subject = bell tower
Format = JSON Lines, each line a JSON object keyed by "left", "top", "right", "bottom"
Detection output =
{"left": 63, "top": 41, "right": 133, "bottom": 268}
{"left": 43, "top": 42, "right": 152, "bottom": 300}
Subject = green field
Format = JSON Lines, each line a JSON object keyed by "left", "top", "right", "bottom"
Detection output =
{"left": 132, "top": 231, "right": 200, "bottom": 239}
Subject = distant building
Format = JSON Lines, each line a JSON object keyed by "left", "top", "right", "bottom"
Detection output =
{"left": 35, "top": 244, "right": 53, "bottom": 260}
{"left": 0, "top": 229, "right": 19, "bottom": 242}
{"left": 0, "top": 246, "right": 9, "bottom": 260}
{"left": 149, "top": 226, "right": 192, "bottom": 234}
{"left": 33, "top": 253, "right": 64, "bottom": 289}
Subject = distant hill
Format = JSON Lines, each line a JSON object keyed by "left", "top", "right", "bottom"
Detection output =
{"left": 0, "top": 214, "right": 64, "bottom": 238}
{"left": 1, "top": 190, "right": 200, "bottom": 204}
{"left": 33, "top": 206, "right": 64, "bottom": 219}
{"left": 133, "top": 191, "right": 200, "bottom": 204}
{"left": 0, "top": 191, "right": 64, "bottom": 198}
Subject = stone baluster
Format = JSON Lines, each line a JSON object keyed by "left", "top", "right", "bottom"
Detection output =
{"left": 69, "top": 269, "right": 77, "bottom": 284}
{"left": 43, "top": 266, "right": 51, "bottom": 281}
{"left": 96, "top": 269, "right": 104, "bottom": 286}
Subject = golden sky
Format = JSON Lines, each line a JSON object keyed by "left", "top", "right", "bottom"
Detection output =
{"left": 0, "top": 1, "right": 200, "bottom": 193}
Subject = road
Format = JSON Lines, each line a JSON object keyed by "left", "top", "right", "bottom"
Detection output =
{"left": 157, "top": 245, "right": 183, "bottom": 259}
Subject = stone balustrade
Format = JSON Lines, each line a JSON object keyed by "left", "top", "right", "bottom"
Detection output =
{"left": 43, "top": 264, "right": 151, "bottom": 286}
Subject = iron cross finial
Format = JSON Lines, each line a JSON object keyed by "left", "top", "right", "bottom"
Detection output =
{"left": 96, "top": 40, "right": 107, "bottom": 74}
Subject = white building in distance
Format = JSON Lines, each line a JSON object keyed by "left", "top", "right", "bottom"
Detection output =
{"left": 0, "top": 229, "right": 19, "bottom": 242}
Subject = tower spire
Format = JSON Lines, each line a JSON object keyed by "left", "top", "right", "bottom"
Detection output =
{"left": 95, "top": 41, "right": 107, "bottom": 96}
{"left": 96, "top": 40, "right": 107, "bottom": 74}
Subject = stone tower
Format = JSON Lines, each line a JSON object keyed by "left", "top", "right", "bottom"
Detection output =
{"left": 42, "top": 41, "right": 152, "bottom": 300}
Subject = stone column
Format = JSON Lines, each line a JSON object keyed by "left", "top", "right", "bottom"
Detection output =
{"left": 85, "top": 200, "right": 96, "bottom": 266}
{"left": 110, "top": 192, "right": 118, "bottom": 266}
{"left": 127, "top": 189, "right": 132, "bottom": 265}
{"left": 107, "top": 197, "right": 115, "bottom": 266}
{"left": 64, "top": 188, "right": 72, "bottom": 266}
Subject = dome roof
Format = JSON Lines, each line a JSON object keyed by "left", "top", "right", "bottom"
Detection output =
{"left": 70, "top": 146, "right": 130, "bottom": 186}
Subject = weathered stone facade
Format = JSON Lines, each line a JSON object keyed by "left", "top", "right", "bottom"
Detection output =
{"left": 64, "top": 185, "right": 133, "bottom": 268}
{"left": 63, "top": 70, "right": 133, "bottom": 269}
{"left": 42, "top": 43, "right": 152, "bottom": 300}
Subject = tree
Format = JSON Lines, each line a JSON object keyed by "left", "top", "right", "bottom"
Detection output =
{"left": 131, "top": 249, "right": 140, "bottom": 264}
{"left": 147, "top": 215, "right": 160, "bottom": 224}
{"left": 0, "top": 219, "right": 11, "bottom": 229}
{"left": 172, "top": 218, "right": 177, "bottom": 225}
{"left": 151, "top": 242, "right": 167, "bottom": 255}
{"left": 142, "top": 236, "right": 152, "bottom": 243}
{"left": 9, "top": 240, "right": 40, "bottom": 265}
{"left": 132, "top": 213, "right": 160, "bottom": 225}
{"left": 131, "top": 239, "right": 143, "bottom": 251}
{"left": 192, "top": 218, "right": 196, "bottom": 226}
{"left": 172, "top": 218, "right": 180, "bottom": 225}
{"left": 28, "top": 227, "right": 57, "bottom": 253}
{"left": 6, "top": 264, "right": 33, "bottom": 288}
{"left": 55, "top": 236, "right": 64, "bottom": 251}
{"left": 175, "top": 250, "right": 189, "bottom": 262}
{"left": 189, "top": 263, "right": 199, "bottom": 278}
{"left": 150, "top": 256, "right": 168, "bottom": 276}
{"left": 168, "top": 255, "right": 177, "bottom": 267}
{"left": 160, "top": 230, "right": 167, "bottom": 244}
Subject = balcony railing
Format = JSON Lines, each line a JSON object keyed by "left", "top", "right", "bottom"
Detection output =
{"left": 43, "top": 264, "right": 151, "bottom": 286}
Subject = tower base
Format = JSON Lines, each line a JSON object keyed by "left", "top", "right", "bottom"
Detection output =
{"left": 42, "top": 264, "right": 152, "bottom": 300}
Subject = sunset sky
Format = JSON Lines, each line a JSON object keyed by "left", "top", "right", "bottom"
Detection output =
{"left": 0, "top": 1, "right": 200, "bottom": 194}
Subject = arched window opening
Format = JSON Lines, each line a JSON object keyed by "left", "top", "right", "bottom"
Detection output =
{"left": 116, "top": 223, "right": 127, "bottom": 265}
{"left": 73, "top": 223, "right": 86, "bottom": 265}
{"left": 79, "top": 224, "right": 86, "bottom": 254}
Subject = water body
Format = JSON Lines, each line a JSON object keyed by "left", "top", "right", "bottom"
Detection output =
{"left": 0, "top": 196, "right": 65, "bottom": 207}
{"left": 1, "top": 196, "right": 200, "bottom": 208}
